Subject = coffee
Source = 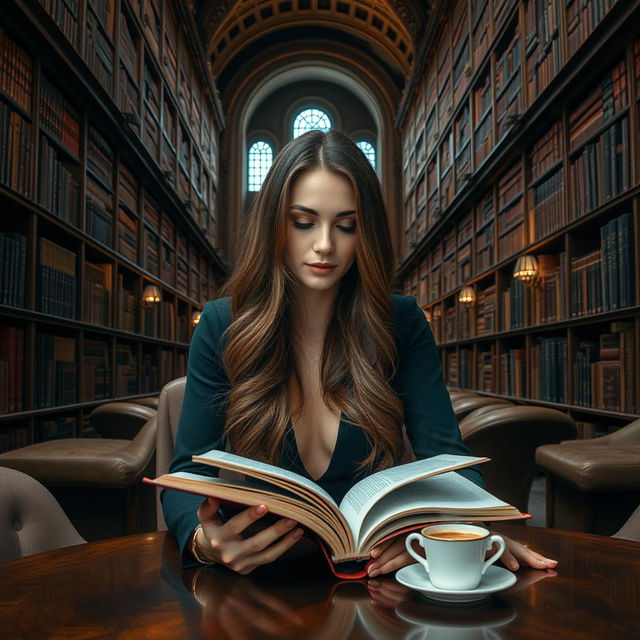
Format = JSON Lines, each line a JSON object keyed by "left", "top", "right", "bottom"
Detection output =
{"left": 426, "top": 531, "right": 485, "bottom": 541}
{"left": 406, "top": 524, "right": 506, "bottom": 590}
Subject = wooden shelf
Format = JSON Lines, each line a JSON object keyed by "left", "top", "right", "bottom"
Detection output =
{"left": 400, "top": 0, "right": 640, "bottom": 425}
{"left": 0, "top": 1, "right": 227, "bottom": 450}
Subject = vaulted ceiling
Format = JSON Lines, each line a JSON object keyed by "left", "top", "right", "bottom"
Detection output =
{"left": 191, "top": 0, "right": 430, "bottom": 93}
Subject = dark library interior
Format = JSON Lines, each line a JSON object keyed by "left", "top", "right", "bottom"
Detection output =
{"left": 1, "top": 1, "right": 639, "bottom": 636}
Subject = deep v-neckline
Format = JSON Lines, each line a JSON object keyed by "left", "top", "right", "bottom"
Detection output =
{"left": 290, "top": 412, "right": 345, "bottom": 483}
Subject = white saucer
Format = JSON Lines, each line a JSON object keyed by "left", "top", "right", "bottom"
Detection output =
{"left": 395, "top": 564, "right": 517, "bottom": 603}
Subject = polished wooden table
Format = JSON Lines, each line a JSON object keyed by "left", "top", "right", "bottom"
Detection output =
{"left": 1, "top": 524, "right": 639, "bottom": 639}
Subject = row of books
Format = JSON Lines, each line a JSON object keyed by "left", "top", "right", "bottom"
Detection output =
{"left": 143, "top": 300, "right": 176, "bottom": 340}
{"left": 499, "top": 347, "right": 526, "bottom": 397}
{"left": 570, "top": 212, "right": 634, "bottom": 316}
{"left": 38, "top": 135, "right": 80, "bottom": 225}
{"left": 35, "top": 415, "right": 75, "bottom": 442}
{"left": 525, "top": 0, "right": 562, "bottom": 102}
{"left": 0, "top": 425, "right": 28, "bottom": 452}
{"left": 37, "top": 237, "right": 77, "bottom": 319}
{"left": 0, "top": 23, "right": 33, "bottom": 113}
{"left": 566, "top": 0, "right": 619, "bottom": 58}
{"left": 0, "top": 19, "right": 217, "bottom": 249}
{"left": 502, "top": 253, "right": 568, "bottom": 329}
{"left": 40, "top": 75, "right": 80, "bottom": 157}
{"left": 81, "top": 339, "right": 111, "bottom": 401}
{"left": 0, "top": 232, "right": 26, "bottom": 308}
{"left": 571, "top": 116, "right": 630, "bottom": 219}
{"left": 84, "top": 261, "right": 112, "bottom": 326}
{"left": 0, "top": 102, "right": 33, "bottom": 198}
{"left": 0, "top": 326, "right": 24, "bottom": 413}
{"left": 35, "top": 333, "right": 76, "bottom": 409}
{"left": 402, "top": 7, "right": 631, "bottom": 264}
{"left": 574, "top": 321, "right": 634, "bottom": 412}
{"left": 568, "top": 59, "right": 627, "bottom": 153}
{"left": 531, "top": 336, "right": 567, "bottom": 403}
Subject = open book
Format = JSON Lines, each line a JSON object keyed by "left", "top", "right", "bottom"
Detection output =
{"left": 146, "top": 450, "right": 525, "bottom": 576}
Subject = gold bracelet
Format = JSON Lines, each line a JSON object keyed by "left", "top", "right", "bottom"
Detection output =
{"left": 190, "top": 524, "right": 216, "bottom": 566}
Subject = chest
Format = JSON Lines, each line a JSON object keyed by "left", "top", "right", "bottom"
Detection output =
{"left": 288, "top": 358, "right": 341, "bottom": 481}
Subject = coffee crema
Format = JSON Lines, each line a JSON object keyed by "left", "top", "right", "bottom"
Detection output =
{"left": 425, "top": 531, "right": 486, "bottom": 541}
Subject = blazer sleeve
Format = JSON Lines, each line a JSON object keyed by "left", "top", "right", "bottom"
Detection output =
{"left": 160, "top": 299, "right": 230, "bottom": 568}
{"left": 395, "top": 296, "right": 485, "bottom": 487}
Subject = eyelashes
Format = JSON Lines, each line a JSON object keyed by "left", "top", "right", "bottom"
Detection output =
{"left": 292, "top": 221, "right": 357, "bottom": 234}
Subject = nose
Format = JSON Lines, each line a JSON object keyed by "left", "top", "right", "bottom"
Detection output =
{"left": 313, "top": 224, "right": 335, "bottom": 254}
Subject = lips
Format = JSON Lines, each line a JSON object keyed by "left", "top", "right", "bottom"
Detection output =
{"left": 307, "top": 264, "right": 337, "bottom": 275}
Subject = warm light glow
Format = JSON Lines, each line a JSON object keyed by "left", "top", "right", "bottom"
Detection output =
{"left": 513, "top": 255, "right": 539, "bottom": 285}
{"left": 142, "top": 284, "right": 161, "bottom": 303}
{"left": 424, "top": 309, "right": 432, "bottom": 324}
{"left": 192, "top": 311, "right": 202, "bottom": 326}
{"left": 458, "top": 285, "right": 476, "bottom": 306}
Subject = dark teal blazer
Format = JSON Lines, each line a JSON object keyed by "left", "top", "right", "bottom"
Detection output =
{"left": 161, "top": 294, "right": 484, "bottom": 567}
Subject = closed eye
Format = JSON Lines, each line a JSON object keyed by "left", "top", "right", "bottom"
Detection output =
{"left": 293, "top": 221, "right": 356, "bottom": 233}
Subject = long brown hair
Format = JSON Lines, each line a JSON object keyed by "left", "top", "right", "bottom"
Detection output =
{"left": 218, "top": 129, "right": 404, "bottom": 473}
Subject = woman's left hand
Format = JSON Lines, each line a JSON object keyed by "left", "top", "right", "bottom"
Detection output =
{"left": 366, "top": 533, "right": 557, "bottom": 578}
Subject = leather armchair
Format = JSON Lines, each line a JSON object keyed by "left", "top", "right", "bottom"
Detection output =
{"left": 155, "top": 377, "right": 187, "bottom": 530}
{"left": 90, "top": 401, "right": 157, "bottom": 439}
{"left": 0, "top": 467, "right": 85, "bottom": 563}
{"left": 458, "top": 405, "right": 577, "bottom": 514}
{"left": 0, "top": 404, "right": 157, "bottom": 540}
{"left": 451, "top": 395, "right": 513, "bottom": 421}
{"left": 129, "top": 397, "right": 160, "bottom": 410}
{"left": 536, "top": 418, "right": 640, "bottom": 535}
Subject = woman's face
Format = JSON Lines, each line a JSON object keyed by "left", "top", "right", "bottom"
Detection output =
{"left": 284, "top": 168, "right": 358, "bottom": 294}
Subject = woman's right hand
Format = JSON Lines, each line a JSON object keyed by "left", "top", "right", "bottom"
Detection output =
{"left": 193, "top": 497, "right": 305, "bottom": 574}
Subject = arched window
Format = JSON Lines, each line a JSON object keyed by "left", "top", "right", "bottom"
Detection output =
{"left": 356, "top": 140, "right": 376, "bottom": 170}
{"left": 248, "top": 140, "right": 273, "bottom": 192}
{"left": 293, "top": 108, "right": 332, "bottom": 138}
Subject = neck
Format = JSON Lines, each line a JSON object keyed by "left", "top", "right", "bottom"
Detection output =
{"left": 290, "top": 285, "right": 339, "bottom": 345}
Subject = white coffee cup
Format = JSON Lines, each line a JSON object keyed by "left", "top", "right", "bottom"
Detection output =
{"left": 405, "top": 524, "right": 506, "bottom": 590}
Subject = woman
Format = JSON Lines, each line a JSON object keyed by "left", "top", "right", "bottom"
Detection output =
{"left": 162, "top": 129, "right": 557, "bottom": 577}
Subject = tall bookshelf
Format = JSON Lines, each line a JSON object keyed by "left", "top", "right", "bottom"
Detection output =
{"left": 0, "top": 0, "right": 226, "bottom": 452}
{"left": 397, "top": 0, "right": 640, "bottom": 436}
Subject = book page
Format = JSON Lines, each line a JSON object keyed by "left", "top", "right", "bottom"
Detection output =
{"left": 356, "top": 471, "right": 510, "bottom": 548}
{"left": 194, "top": 449, "right": 338, "bottom": 507}
{"left": 338, "top": 454, "right": 487, "bottom": 537}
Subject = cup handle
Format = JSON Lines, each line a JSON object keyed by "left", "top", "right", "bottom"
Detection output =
{"left": 405, "top": 533, "right": 430, "bottom": 573}
{"left": 482, "top": 534, "right": 506, "bottom": 574}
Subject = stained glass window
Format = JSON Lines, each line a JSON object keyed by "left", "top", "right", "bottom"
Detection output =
{"left": 356, "top": 140, "right": 376, "bottom": 169}
{"left": 248, "top": 140, "right": 273, "bottom": 192}
{"left": 293, "top": 108, "right": 332, "bottom": 138}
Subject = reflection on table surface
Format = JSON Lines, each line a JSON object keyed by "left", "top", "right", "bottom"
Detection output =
{"left": 0, "top": 524, "right": 638, "bottom": 640}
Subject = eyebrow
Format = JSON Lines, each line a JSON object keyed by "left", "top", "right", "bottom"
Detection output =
{"left": 289, "top": 205, "right": 356, "bottom": 217}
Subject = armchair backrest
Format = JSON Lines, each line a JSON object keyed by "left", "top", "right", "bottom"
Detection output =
{"left": 0, "top": 467, "right": 85, "bottom": 563}
{"left": 458, "top": 405, "right": 577, "bottom": 512}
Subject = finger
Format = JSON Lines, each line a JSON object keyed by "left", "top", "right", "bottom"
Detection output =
{"left": 500, "top": 547, "right": 520, "bottom": 571}
{"left": 369, "top": 539, "right": 393, "bottom": 559}
{"left": 197, "top": 497, "right": 223, "bottom": 525}
{"left": 218, "top": 504, "right": 271, "bottom": 542}
{"left": 233, "top": 527, "right": 304, "bottom": 574}
{"left": 235, "top": 517, "right": 300, "bottom": 557}
{"left": 512, "top": 544, "right": 558, "bottom": 569}
{"left": 373, "top": 551, "right": 415, "bottom": 576}
{"left": 371, "top": 539, "right": 405, "bottom": 568}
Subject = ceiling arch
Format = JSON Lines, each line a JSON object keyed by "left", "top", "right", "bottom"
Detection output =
{"left": 195, "top": 0, "right": 427, "bottom": 81}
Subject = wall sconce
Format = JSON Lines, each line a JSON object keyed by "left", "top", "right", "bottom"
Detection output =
{"left": 142, "top": 284, "right": 161, "bottom": 304}
{"left": 192, "top": 311, "right": 202, "bottom": 326}
{"left": 513, "top": 254, "right": 539, "bottom": 285}
{"left": 458, "top": 285, "right": 476, "bottom": 306}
